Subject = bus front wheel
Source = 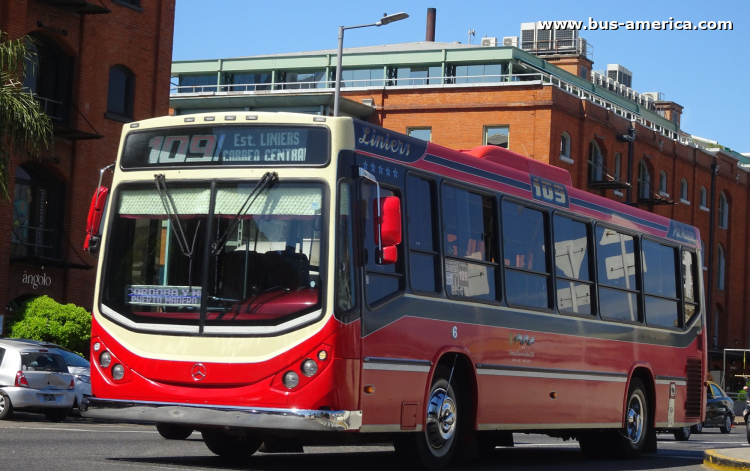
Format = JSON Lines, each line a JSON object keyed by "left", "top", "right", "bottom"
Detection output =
{"left": 393, "top": 365, "right": 464, "bottom": 470}
{"left": 201, "top": 429, "right": 262, "bottom": 460}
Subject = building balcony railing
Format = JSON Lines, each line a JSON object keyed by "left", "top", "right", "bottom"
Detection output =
{"left": 171, "top": 69, "right": 682, "bottom": 144}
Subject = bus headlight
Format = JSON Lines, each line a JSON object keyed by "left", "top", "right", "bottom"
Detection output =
{"left": 301, "top": 359, "right": 318, "bottom": 377}
{"left": 112, "top": 364, "right": 125, "bottom": 380}
{"left": 283, "top": 371, "right": 299, "bottom": 389}
{"left": 100, "top": 351, "right": 112, "bottom": 368}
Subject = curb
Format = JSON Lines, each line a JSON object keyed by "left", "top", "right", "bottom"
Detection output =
{"left": 704, "top": 449, "right": 750, "bottom": 471}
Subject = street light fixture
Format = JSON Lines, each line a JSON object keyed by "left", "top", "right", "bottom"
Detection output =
{"left": 333, "top": 12, "right": 409, "bottom": 117}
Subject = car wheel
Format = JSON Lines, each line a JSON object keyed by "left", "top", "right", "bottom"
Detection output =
{"left": 719, "top": 415, "right": 733, "bottom": 434}
{"left": 44, "top": 407, "right": 71, "bottom": 422}
{"left": 691, "top": 422, "right": 703, "bottom": 433}
{"left": 392, "top": 365, "right": 464, "bottom": 470}
{"left": 156, "top": 423, "right": 194, "bottom": 440}
{"left": 612, "top": 378, "right": 649, "bottom": 459}
{"left": 0, "top": 394, "right": 13, "bottom": 420}
{"left": 201, "top": 429, "right": 262, "bottom": 460}
{"left": 673, "top": 426, "right": 690, "bottom": 441}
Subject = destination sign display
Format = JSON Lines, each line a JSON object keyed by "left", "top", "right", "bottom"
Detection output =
{"left": 121, "top": 125, "right": 330, "bottom": 168}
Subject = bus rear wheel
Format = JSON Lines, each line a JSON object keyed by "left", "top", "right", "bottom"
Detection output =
{"left": 613, "top": 378, "right": 649, "bottom": 459}
{"left": 201, "top": 429, "right": 262, "bottom": 460}
{"left": 393, "top": 365, "right": 463, "bottom": 470}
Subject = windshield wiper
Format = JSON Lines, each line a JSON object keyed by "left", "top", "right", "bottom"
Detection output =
{"left": 211, "top": 171, "right": 277, "bottom": 255}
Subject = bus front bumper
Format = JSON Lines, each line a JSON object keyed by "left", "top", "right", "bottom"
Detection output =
{"left": 80, "top": 397, "right": 362, "bottom": 432}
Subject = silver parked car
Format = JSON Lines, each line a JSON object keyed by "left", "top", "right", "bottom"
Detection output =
{"left": 0, "top": 339, "right": 76, "bottom": 421}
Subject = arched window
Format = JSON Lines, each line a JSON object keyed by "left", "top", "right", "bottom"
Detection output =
{"left": 107, "top": 65, "right": 136, "bottom": 121}
{"left": 700, "top": 186, "right": 707, "bottom": 208}
{"left": 11, "top": 163, "right": 65, "bottom": 260}
{"left": 718, "top": 191, "right": 728, "bottom": 229}
{"left": 717, "top": 243, "right": 725, "bottom": 290}
{"left": 588, "top": 140, "right": 603, "bottom": 182}
{"left": 560, "top": 132, "right": 571, "bottom": 161}
{"left": 680, "top": 179, "right": 688, "bottom": 201}
{"left": 659, "top": 170, "right": 668, "bottom": 195}
{"left": 638, "top": 160, "right": 650, "bottom": 199}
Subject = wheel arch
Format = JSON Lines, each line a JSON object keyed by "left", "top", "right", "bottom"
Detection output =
{"left": 426, "top": 348, "right": 478, "bottom": 430}
{"left": 626, "top": 364, "right": 656, "bottom": 429}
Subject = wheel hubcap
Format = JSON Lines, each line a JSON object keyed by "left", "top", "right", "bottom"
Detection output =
{"left": 0, "top": 396, "right": 4, "bottom": 413}
{"left": 626, "top": 394, "right": 643, "bottom": 443}
{"left": 426, "top": 387, "right": 457, "bottom": 450}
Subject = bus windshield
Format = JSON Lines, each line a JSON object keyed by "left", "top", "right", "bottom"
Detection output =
{"left": 101, "top": 180, "right": 324, "bottom": 332}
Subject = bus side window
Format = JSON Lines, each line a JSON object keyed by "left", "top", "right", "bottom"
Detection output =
{"left": 682, "top": 250, "right": 700, "bottom": 326}
{"left": 406, "top": 175, "right": 440, "bottom": 294}
{"left": 442, "top": 185, "right": 498, "bottom": 302}
{"left": 362, "top": 181, "right": 404, "bottom": 306}
{"left": 642, "top": 240, "right": 680, "bottom": 329}
{"left": 336, "top": 182, "right": 356, "bottom": 314}
{"left": 596, "top": 226, "right": 641, "bottom": 323}
{"left": 553, "top": 215, "right": 593, "bottom": 316}
{"left": 501, "top": 200, "right": 551, "bottom": 309}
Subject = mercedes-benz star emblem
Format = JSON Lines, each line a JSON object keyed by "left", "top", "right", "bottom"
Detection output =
{"left": 191, "top": 363, "right": 207, "bottom": 381}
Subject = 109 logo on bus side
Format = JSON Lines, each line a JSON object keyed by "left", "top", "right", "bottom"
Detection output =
{"left": 530, "top": 175, "right": 569, "bottom": 208}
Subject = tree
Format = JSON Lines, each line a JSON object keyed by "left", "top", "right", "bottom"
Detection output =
{"left": 10, "top": 296, "right": 92, "bottom": 357}
{"left": 0, "top": 30, "right": 53, "bottom": 199}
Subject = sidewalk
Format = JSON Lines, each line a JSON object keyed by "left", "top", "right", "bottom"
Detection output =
{"left": 704, "top": 449, "right": 750, "bottom": 470}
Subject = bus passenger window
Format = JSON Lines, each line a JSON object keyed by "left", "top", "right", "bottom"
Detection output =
{"left": 362, "top": 181, "right": 404, "bottom": 306}
{"left": 642, "top": 240, "right": 680, "bottom": 328}
{"left": 406, "top": 176, "right": 439, "bottom": 294}
{"left": 596, "top": 227, "right": 640, "bottom": 323}
{"left": 501, "top": 201, "right": 550, "bottom": 309}
{"left": 682, "top": 250, "right": 699, "bottom": 326}
{"left": 553, "top": 216, "right": 593, "bottom": 315}
{"left": 442, "top": 185, "right": 497, "bottom": 302}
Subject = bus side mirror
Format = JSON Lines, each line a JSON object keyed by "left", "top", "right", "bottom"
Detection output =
{"left": 84, "top": 187, "right": 109, "bottom": 256}
{"left": 375, "top": 196, "right": 402, "bottom": 265}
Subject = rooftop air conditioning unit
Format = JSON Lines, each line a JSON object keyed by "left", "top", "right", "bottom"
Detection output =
{"left": 481, "top": 37, "right": 498, "bottom": 47}
{"left": 520, "top": 21, "right": 579, "bottom": 53}
{"left": 502, "top": 36, "right": 518, "bottom": 47}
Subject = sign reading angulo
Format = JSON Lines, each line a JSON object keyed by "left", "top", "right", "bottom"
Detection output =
{"left": 22, "top": 271, "right": 52, "bottom": 290}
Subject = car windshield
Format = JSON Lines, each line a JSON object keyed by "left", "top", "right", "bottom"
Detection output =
{"left": 21, "top": 352, "right": 68, "bottom": 373}
{"left": 57, "top": 349, "right": 90, "bottom": 368}
{"left": 101, "top": 181, "right": 324, "bottom": 332}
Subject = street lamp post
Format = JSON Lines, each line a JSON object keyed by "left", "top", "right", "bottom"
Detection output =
{"left": 333, "top": 12, "right": 408, "bottom": 117}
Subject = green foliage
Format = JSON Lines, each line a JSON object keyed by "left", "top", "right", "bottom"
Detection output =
{"left": 0, "top": 30, "right": 53, "bottom": 199}
{"left": 9, "top": 296, "right": 91, "bottom": 357}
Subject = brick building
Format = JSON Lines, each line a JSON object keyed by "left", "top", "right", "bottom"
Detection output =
{"left": 170, "top": 28, "right": 749, "bottom": 360}
{"left": 0, "top": 0, "right": 175, "bottom": 328}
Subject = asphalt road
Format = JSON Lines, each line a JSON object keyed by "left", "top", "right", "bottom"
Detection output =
{"left": 0, "top": 412, "right": 745, "bottom": 470}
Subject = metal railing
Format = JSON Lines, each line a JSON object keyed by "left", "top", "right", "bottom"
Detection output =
{"left": 520, "top": 37, "right": 593, "bottom": 59}
{"left": 10, "top": 224, "right": 54, "bottom": 257}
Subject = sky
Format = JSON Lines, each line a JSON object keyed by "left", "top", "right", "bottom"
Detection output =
{"left": 173, "top": 0, "right": 749, "bottom": 152}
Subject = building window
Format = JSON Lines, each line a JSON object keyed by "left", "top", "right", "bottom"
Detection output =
{"left": 700, "top": 186, "right": 708, "bottom": 209}
{"left": 281, "top": 70, "right": 326, "bottom": 90}
{"left": 178, "top": 74, "right": 216, "bottom": 93}
{"left": 680, "top": 179, "right": 689, "bottom": 202}
{"left": 106, "top": 65, "right": 135, "bottom": 121}
{"left": 659, "top": 170, "right": 668, "bottom": 196}
{"left": 580, "top": 66, "right": 588, "bottom": 79}
{"left": 22, "top": 34, "right": 72, "bottom": 125}
{"left": 717, "top": 243, "right": 725, "bottom": 290}
{"left": 560, "top": 132, "right": 571, "bottom": 161}
{"left": 408, "top": 128, "right": 432, "bottom": 142}
{"left": 638, "top": 160, "right": 650, "bottom": 199}
{"left": 453, "top": 63, "right": 506, "bottom": 84}
{"left": 229, "top": 72, "right": 272, "bottom": 91}
{"left": 614, "top": 153, "right": 621, "bottom": 181}
{"left": 340, "top": 68, "right": 385, "bottom": 87}
{"left": 588, "top": 141, "right": 603, "bottom": 182}
{"left": 395, "top": 65, "right": 443, "bottom": 85}
{"left": 484, "top": 126, "right": 509, "bottom": 148}
{"left": 718, "top": 191, "right": 728, "bottom": 229}
{"left": 11, "top": 163, "right": 65, "bottom": 260}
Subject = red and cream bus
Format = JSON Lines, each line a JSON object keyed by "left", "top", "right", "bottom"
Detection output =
{"left": 82, "top": 112, "right": 706, "bottom": 469}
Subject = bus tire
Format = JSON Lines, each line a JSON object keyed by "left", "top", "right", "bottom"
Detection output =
{"left": 719, "top": 415, "right": 733, "bottom": 434}
{"left": 745, "top": 421, "right": 750, "bottom": 444}
{"left": 691, "top": 422, "right": 703, "bottom": 433}
{"left": 201, "top": 429, "right": 262, "bottom": 460}
{"left": 673, "top": 426, "right": 690, "bottom": 441}
{"left": 156, "top": 423, "right": 194, "bottom": 440}
{"left": 614, "top": 378, "right": 649, "bottom": 459}
{"left": 393, "top": 365, "right": 463, "bottom": 470}
{"left": 0, "top": 394, "right": 13, "bottom": 420}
